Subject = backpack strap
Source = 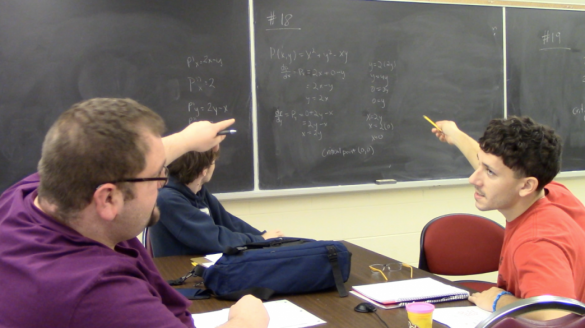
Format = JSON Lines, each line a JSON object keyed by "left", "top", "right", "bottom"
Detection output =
{"left": 167, "top": 264, "right": 206, "bottom": 286}
{"left": 223, "top": 237, "right": 312, "bottom": 255}
{"left": 215, "top": 287, "right": 275, "bottom": 301}
{"left": 168, "top": 265, "right": 275, "bottom": 301}
{"left": 326, "top": 245, "right": 349, "bottom": 297}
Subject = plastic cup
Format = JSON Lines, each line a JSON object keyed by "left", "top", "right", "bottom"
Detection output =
{"left": 387, "top": 262, "right": 402, "bottom": 271}
{"left": 405, "top": 302, "right": 434, "bottom": 328}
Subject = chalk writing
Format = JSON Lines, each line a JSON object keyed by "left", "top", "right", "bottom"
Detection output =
{"left": 366, "top": 113, "right": 393, "bottom": 141}
{"left": 184, "top": 54, "right": 229, "bottom": 126}
{"left": 539, "top": 30, "right": 571, "bottom": 51}
{"left": 187, "top": 56, "right": 223, "bottom": 68}
{"left": 302, "top": 121, "right": 325, "bottom": 140}
{"left": 372, "top": 98, "right": 386, "bottom": 108}
{"left": 365, "top": 58, "right": 397, "bottom": 140}
{"left": 321, "top": 146, "right": 375, "bottom": 158}
{"left": 370, "top": 85, "right": 389, "bottom": 93}
{"left": 305, "top": 95, "right": 329, "bottom": 104}
{"left": 366, "top": 114, "right": 393, "bottom": 131}
{"left": 274, "top": 108, "right": 334, "bottom": 126}
{"left": 267, "top": 11, "right": 293, "bottom": 27}
{"left": 572, "top": 103, "right": 585, "bottom": 121}
{"left": 188, "top": 76, "right": 215, "bottom": 92}
{"left": 270, "top": 47, "right": 349, "bottom": 64}
{"left": 307, "top": 82, "right": 334, "bottom": 92}
{"left": 188, "top": 102, "right": 228, "bottom": 117}
{"left": 542, "top": 30, "right": 561, "bottom": 45}
{"left": 274, "top": 108, "right": 335, "bottom": 140}
{"left": 370, "top": 73, "right": 390, "bottom": 84}
{"left": 280, "top": 65, "right": 346, "bottom": 80}
{"left": 369, "top": 60, "right": 397, "bottom": 72}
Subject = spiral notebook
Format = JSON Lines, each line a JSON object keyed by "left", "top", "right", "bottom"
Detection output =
{"left": 352, "top": 277, "right": 470, "bottom": 306}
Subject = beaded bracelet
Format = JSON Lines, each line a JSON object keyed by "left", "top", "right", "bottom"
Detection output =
{"left": 493, "top": 291, "right": 513, "bottom": 312}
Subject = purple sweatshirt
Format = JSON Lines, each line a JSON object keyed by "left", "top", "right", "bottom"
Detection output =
{"left": 0, "top": 173, "right": 194, "bottom": 328}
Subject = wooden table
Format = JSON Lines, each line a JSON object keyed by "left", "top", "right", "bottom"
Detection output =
{"left": 154, "top": 241, "right": 474, "bottom": 328}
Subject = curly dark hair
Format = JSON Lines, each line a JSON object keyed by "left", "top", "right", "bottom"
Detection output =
{"left": 168, "top": 148, "right": 220, "bottom": 185}
{"left": 478, "top": 116, "right": 562, "bottom": 191}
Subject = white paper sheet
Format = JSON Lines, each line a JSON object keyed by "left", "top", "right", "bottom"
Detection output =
{"left": 191, "top": 299, "right": 326, "bottom": 328}
{"left": 204, "top": 253, "right": 222, "bottom": 263}
{"left": 433, "top": 306, "right": 491, "bottom": 328}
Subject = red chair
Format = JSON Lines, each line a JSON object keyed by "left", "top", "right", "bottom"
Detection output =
{"left": 476, "top": 295, "right": 585, "bottom": 328}
{"left": 418, "top": 213, "right": 505, "bottom": 292}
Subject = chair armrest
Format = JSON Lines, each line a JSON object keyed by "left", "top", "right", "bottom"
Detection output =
{"left": 476, "top": 295, "right": 585, "bottom": 328}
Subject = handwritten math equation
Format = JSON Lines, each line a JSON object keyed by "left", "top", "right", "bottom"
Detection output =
{"left": 270, "top": 47, "right": 349, "bottom": 65}
{"left": 366, "top": 113, "right": 394, "bottom": 142}
{"left": 187, "top": 55, "right": 223, "bottom": 68}
{"left": 263, "top": 8, "right": 398, "bottom": 150}
{"left": 274, "top": 108, "right": 334, "bottom": 140}
{"left": 364, "top": 58, "right": 397, "bottom": 143}
{"left": 185, "top": 55, "right": 228, "bottom": 124}
{"left": 272, "top": 54, "right": 397, "bottom": 146}
{"left": 369, "top": 59, "right": 396, "bottom": 108}
{"left": 280, "top": 65, "right": 346, "bottom": 80}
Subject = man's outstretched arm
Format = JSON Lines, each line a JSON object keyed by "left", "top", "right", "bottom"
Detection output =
{"left": 432, "top": 120, "right": 481, "bottom": 170}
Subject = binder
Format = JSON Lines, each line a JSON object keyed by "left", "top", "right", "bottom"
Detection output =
{"left": 351, "top": 277, "right": 470, "bottom": 308}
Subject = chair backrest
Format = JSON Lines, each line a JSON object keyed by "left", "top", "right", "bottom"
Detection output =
{"left": 143, "top": 227, "right": 154, "bottom": 257}
{"left": 476, "top": 295, "right": 585, "bottom": 328}
{"left": 419, "top": 213, "right": 505, "bottom": 275}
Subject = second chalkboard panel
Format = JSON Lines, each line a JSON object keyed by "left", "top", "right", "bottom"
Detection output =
{"left": 507, "top": 8, "right": 585, "bottom": 172}
{"left": 255, "top": 0, "right": 504, "bottom": 189}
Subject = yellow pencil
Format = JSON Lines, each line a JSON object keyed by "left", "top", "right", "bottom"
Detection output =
{"left": 423, "top": 115, "right": 442, "bottom": 132}
{"left": 402, "top": 263, "right": 414, "bottom": 279}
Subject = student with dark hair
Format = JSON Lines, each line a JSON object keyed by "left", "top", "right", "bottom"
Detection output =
{"left": 432, "top": 116, "right": 585, "bottom": 321}
{"left": 0, "top": 98, "right": 268, "bottom": 328}
{"left": 151, "top": 147, "right": 284, "bottom": 257}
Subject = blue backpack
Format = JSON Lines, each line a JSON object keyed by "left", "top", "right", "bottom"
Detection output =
{"left": 170, "top": 238, "right": 352, "bottom": 301}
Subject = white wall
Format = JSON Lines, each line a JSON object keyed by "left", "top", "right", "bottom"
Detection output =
{"left": 220, "top": 176, "right": 585, "bottom": 282}
{"left": 505, "top": 0, "right": 585, "bottom": 4}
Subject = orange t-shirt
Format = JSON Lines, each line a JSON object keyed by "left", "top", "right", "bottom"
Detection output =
{"left": 497, "top": 182, "right": 585, "bottom": 302}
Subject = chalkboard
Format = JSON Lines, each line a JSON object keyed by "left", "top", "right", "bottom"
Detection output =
{"left": 0, "top": 0, "right": 253, "bottom": 193}
{"left": 506, "top": 8, "right": 585, "bottom": 172}
{"left": 254, "top": 0, "right": 504, "bottom": 189}
{"left": 5, "top": 1, "right": 583, "bottom": 195}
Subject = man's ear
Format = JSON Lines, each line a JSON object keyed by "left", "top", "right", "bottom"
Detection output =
{"left": 93, "top": 184, "right": 123, "bottom": 222}
{"left": 519, "top": 177, "right": 539, "bottom": 197}
{"left": 201, "top": 168, "right": 209, "bottom": 179}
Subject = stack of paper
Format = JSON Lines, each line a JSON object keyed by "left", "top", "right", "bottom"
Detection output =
{"left": 192, "top": 299, "right": 326, "bottom": 328}
{"left": 351, "top": 277, "right": 470, "bottom": 309}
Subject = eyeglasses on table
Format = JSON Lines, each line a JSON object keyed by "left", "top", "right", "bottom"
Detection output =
{"left": 369, "top": 262, "right": 413, "bottom": 281}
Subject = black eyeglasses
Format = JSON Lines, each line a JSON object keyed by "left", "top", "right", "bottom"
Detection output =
{"left": 103, "top": 166, "right": 169, "bottom": 188}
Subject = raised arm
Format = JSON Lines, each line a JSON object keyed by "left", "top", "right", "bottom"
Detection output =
{"left": 432, "top": 120, "right": 481, "bottom": 170}
{"left": 162, "top": 119, "right": 235, "bottom": 165}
